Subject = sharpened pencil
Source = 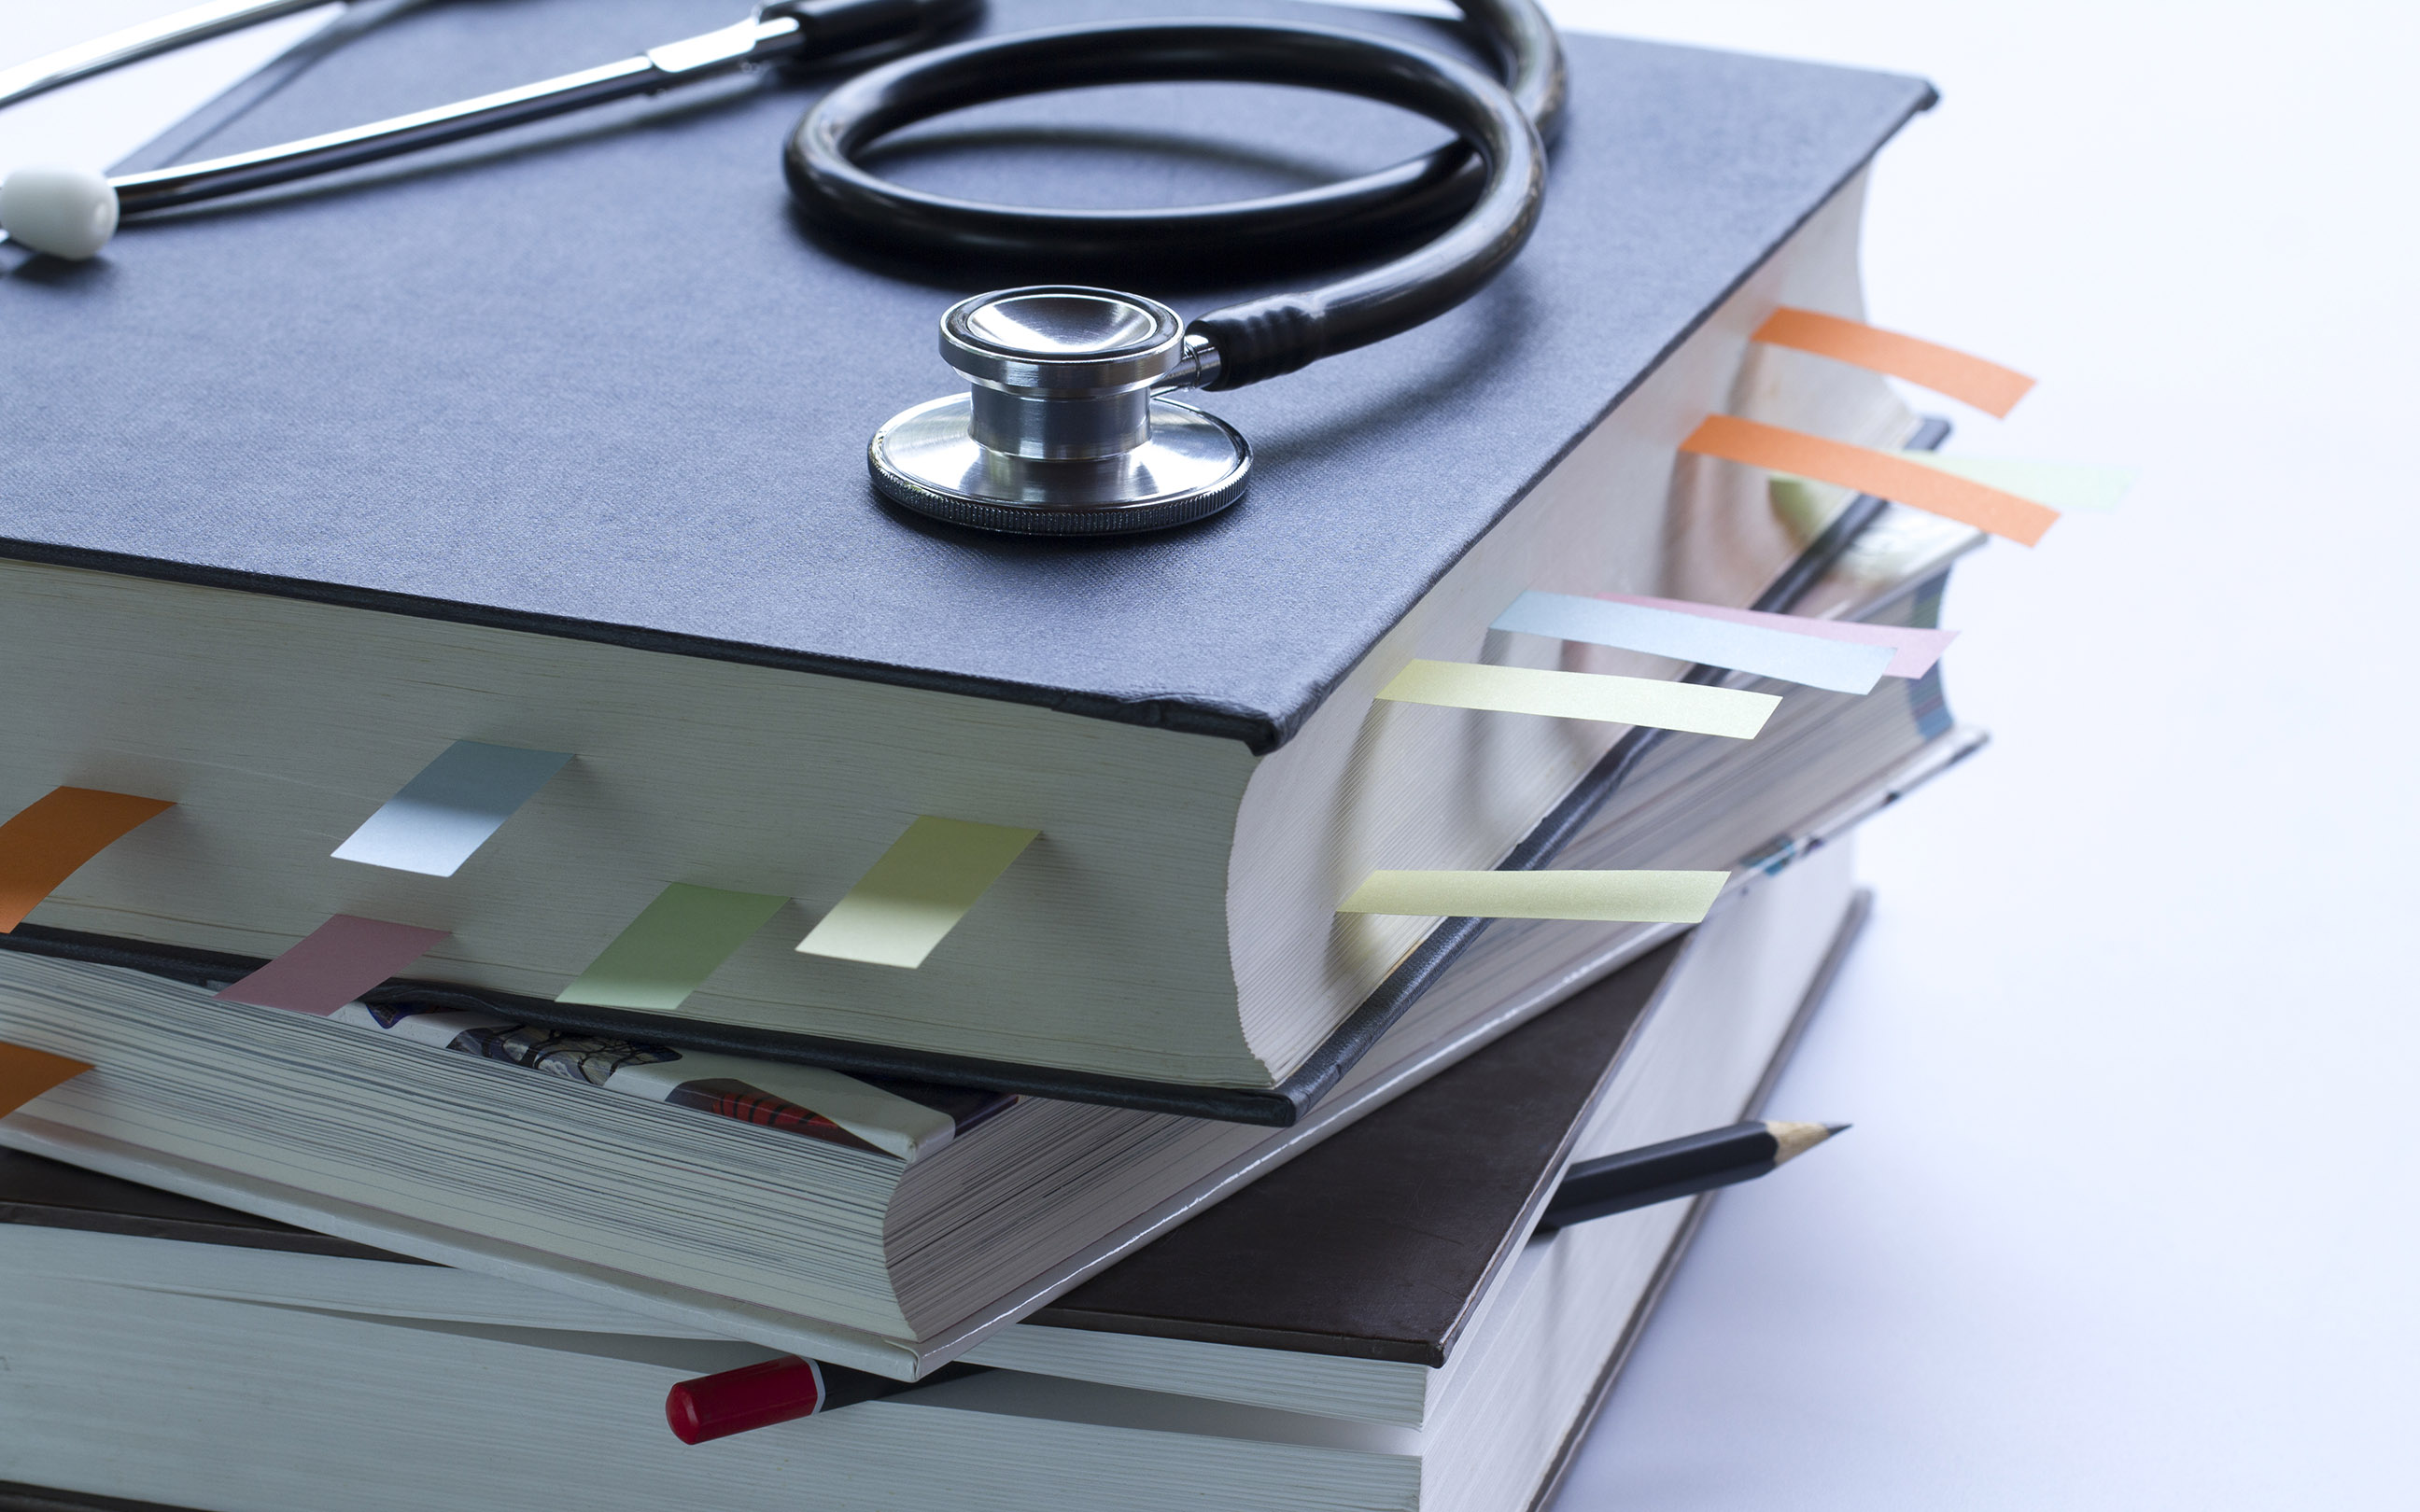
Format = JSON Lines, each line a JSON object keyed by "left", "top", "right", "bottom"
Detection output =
{"left": 1536, "top": 1119, "right": 1846, "bottom": 1231}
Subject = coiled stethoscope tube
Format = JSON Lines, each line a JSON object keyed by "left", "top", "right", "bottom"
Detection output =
{"left": 0, "top": 0, "right": 1564, "bottom": 535}
{"left": 788, "top": 12, "right": 1552, "bottom": 391}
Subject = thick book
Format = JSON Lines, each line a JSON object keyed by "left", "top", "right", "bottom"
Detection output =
{"left": 0, "top": 617, "right": 1976, "bottom": 1370}
{"left": 0, "top": 837, "right": 1864, "bottom": 1512}
{"left": 0, "top": 0, "right": 1951, "bottom": 1109}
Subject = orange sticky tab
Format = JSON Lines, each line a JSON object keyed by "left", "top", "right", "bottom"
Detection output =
{"left": 0, "top": 787, "right": 176, "bottom": 933}
{"left": 0, "top": 1042, "right": 91, "bottom": 1119}
{"left": 1681, "top": 415, "right": 2059, "bottom": 547}
{"left": 1752, "top": 307, "right": 2035, "bottom": 417}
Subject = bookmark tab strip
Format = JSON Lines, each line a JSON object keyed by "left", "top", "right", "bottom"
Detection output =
{"left": 1682, "top": 415, "right": 2060, "bottom": 547}
{"left": 1752, "top": 307, "right": 2034, "bottom": 417}
{"left": 1599, "top": 594, "right": 1957, "bottom": 679}
{"left": 0, "top": 1042, "right": 92, "bottom": 1119}
{"left": 798, "top": 817, "right": 1040, "bottom": 970}
{"left": 1378, "top": 660, "right": 1778, "bottom": 739}
{"left": 217, "top": 915, "right": 451, "bottom": 1015}
{"left": 1895, "top": 453, "right": 2132, "bottom": 513}
{"left": 1493, "top": 591, "right": 1892, "bottom": 694}
{"left": 1341, "top": 870, "right": 1728, "bottom": 923}
{"left": 559, "top": 884, "right": 789, "bottom": 1012}
{"left": 0, "top": 787, "right": 176, "bottom": 932}
{"left": 333, "top": 741, "right": 572, "bottom": 877}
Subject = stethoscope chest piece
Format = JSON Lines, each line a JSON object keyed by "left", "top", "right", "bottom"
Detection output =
{"left": 868, "top": 287, "right": 1250, "bottom": 537}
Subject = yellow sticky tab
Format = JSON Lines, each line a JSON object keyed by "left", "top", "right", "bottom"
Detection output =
{"left": 798, "top": 817, "right": 1040, "bottom": 970}
{"left": 1377, "top": 660, "right": 1777, "bottom": 739}
{"left": 1, "top": 1042, "right": 91, "bottom": 1119}
{"left": 1340, "top": 869, "right": 1728, "bottom": 923}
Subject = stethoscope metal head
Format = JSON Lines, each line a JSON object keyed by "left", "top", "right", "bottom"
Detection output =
{"left": 868, "top": 287, "right": 1251, "bottom": 537}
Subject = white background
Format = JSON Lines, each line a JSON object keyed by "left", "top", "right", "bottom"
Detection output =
{"left": 1540, "top": 5, "right": 2420, "bottom": 1509}
{"left": 7, "top": 3, "right": 2415, "bottom": 1507}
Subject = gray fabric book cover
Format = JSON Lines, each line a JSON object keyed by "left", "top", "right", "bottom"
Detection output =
{"left": 0, "top": 0, "right": 1931, "bottom": 752}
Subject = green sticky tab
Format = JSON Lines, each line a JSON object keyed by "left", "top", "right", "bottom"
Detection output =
{"left": 556, "top": 883, "right": 790, "bottom": 1012}
{"left": 798, "top": 817, "right": 1040, "bottom": 970}
{"left": 1892, "top": 453, "right": 2134, "bottom": 513}
{"left": 1768, "top": 473, "right": 1854, "bottom": 539}
{"left": 1771, "top": 455, "right": 2131, "bottom": 532}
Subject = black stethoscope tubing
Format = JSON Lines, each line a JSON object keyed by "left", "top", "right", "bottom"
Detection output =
{"left": 790, "top": 3, "right": 1559, "bottom": 389}
{"left": 5, "top": 0, "right": 1562, "bottom": 394}
{"left": 789, "top": 0, "right": 1561, "bottom": 388}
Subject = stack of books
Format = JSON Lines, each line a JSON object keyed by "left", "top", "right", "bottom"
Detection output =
{"left": 1, "top": 860, "right": 1875, "bottom": 1510}
{"left": 0, "top": 2, "right": 2002, "bottom": 1506}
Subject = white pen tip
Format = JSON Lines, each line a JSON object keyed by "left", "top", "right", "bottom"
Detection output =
{"left": 1, "top": 164, "right": 120, "bottom": 259}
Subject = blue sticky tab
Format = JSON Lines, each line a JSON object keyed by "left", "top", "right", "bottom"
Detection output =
{"left": 332, "top": 741, "right": 571, "bottom": 877}
{"left": 1490, "top": 592, "right": 1893, "bottom": 694}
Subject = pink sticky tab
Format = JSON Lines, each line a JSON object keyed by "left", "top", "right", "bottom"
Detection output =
{"left": 1598, "top": 594, "right": 1959, "bottom": 679}
{"left": 216, "top": 915, "right": 450, "bottom": 1015}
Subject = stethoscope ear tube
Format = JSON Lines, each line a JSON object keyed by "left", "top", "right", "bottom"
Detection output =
{"left": 3, "top": 0, "right": 1560, "bottom": 536}
{"left": 786, "top": 10, "right": 1555, "bottom": 387}
{"left": 0, "top": 0, "right": 983, "bottom": 247}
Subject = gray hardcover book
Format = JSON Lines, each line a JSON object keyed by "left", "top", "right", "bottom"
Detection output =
{"left": 0, "top": 0, "right": 1954, "bottom": 1113}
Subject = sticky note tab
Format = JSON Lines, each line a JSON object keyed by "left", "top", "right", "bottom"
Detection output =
{"left": 1752, "top": 307, "right": 2034, "bottom": 416}
{"left": 0, "top": 1042, "right": 91, "bottom": 1119}
{"left": 1598, "top": 594, "right": 1957, "bottom": 679}
{"left": 217, "top": 915, "right": 452, "bottom": 1015}
{"left": 1340, "top": 869, "right": 1728, "bottom": 923}
{"left": 1894, "top": 453, "right": 2133, "bottom": 513}
{"left": 1682, "top": 415, "right": 2059, "bottom": 547}
{"left": 332, "top": 741, "right": 572, "bottom": 877}
{"left": 1377, "top": 660, "right": 1777, "bottom": 739}
{"left": 0, "top": 787, "right": 176, "bottom": 932}
{"left": 798, "top": 818, "right": 1040, "bottom": 970}
{"left": 559, "top": 884, "right": 790, "bottom": 1011}
{"left": 1493, "top": 591, "right": 1892, "bottom": 694}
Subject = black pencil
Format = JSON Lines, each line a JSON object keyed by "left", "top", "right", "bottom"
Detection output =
{"left": 1535, "top": 1119, "right": 1846, "bottom": 1232}
{"left": 669, "top": 1117, "right": 1848, "bottom": 1443}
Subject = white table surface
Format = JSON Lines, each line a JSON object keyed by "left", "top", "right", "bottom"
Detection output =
{"left": 1541, "top": 5, "right": 2419, "bottom": 1508}
{"left": 7, "top": 4, "right": 2413, "bottom": 1507}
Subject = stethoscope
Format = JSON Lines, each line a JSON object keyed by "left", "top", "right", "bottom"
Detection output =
{"left": 0, "top": 0, "right": 1560, "bottom": 536}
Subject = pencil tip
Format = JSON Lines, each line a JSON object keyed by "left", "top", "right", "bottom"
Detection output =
{"left": 1766, "top": 1120, "right": 1846, "bottom": 1165}
{"left": 1824, "top": 1122, "right": 1850, "bottom": 1135}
